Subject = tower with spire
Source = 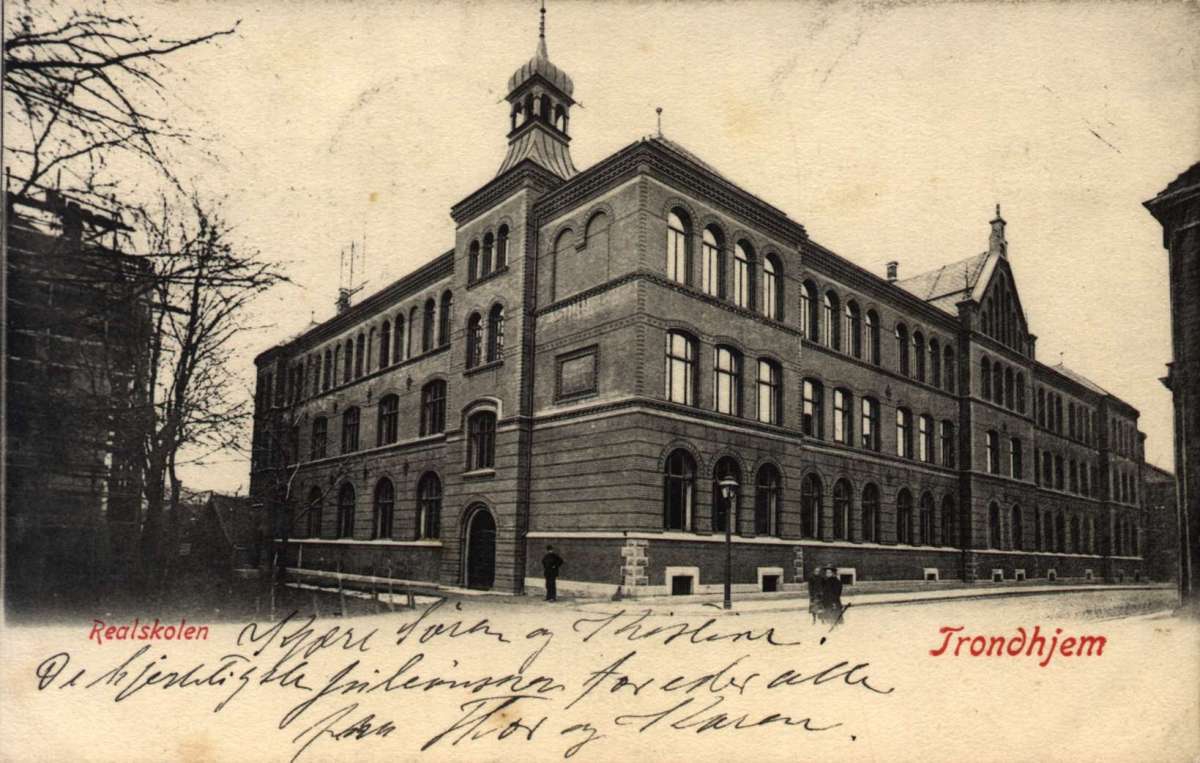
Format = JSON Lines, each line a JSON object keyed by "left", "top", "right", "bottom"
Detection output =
{"left": 497, "top": 2, "right": 578, "bottom": 179}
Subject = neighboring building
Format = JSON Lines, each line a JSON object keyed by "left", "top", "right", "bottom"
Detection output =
{"left": 1142, "top": 463, "right": 1180, "bottom": 583}
{"left": 5, "top": 187, "right": 151, "bottom": 607}
{"left": 1145, "top": 161, "right": 1200, "bottom": 603}
{"left": 250, "top": 10, "right": 1149, "bottom": 596}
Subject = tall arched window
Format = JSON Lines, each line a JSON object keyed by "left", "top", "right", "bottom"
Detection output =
{"left": 1070, "top": 515, "right": 1082, "bottom": 553}
{"left": 1011, "top": 505, "right": 1023, "bottom": 550}
{"left": 755, "top": 464, "right": 782, "bottom": 537}
{"left": 981, "top": 356, "right": 992, "bottom": 400}
{"left": 862, "top": 483, "right": 881, "bottom": 542}
{"left": 468, "top": 240, "right": 480, "bottom": 283}
{"left": 663, "top": 449, "right": 696, "bottom": 531}
{"left": 943, "top": 346, "right": 955, "bottom": 392}
{"left": 379, "top": 321, "right": 391, "bottom": 368}
{"left": 941, "top": 495, "right": 956, "bottom": 547}
{"left": 919, "top": 492, "right": 934, "bottom": 545}
{"left": 487, "top": 304, "right": 505, "bottom": 362}
{"left": 354, "top": 334, "right": 365, "bottom": 377}
{"left": 929, "top": 338, "right": 941, "bottom": 388}
{"left": 311, "top": 416, "right": 327, "bottom": 460}
{"left": 337, "top": 483, "right": 356, "bottom": 539}
{"left": 394, "top": 314, "right": 406, "bottom": 362}
{"left": 913, "top": 330, "right": 925, "bottom": 381}
{"left": 438, "top": 291, "right": 453, "bottom": 347}
{"left": 763, "top": 255, "right": 782, "bottom": 320}
{"left": 481, "top": 232, "right": 494, "bottom": 276}
{"left": 377, "top": 394, "right": 398, "bottom": 446}
{"left": 373, "top": 478, "right": 394, "bottom": 540}
{"left": 833, "top": 479, "right": 851, "bottom": 540}
{"left": 866, "top": 310, "right": 881, "bottom": 364}
{"left": 341, "top": 407, "right": 360, "bottom": 453}
{"left": 407, "top": 306, "right": 417, "bottom": 357}
{"left": 665, "top": 331, "right": 697, "bottom": 406}
{"left": 422, "top": 298, "right": 436, "bottom": 353}
{"left": 343, "top": 339, "right": 353, "bottom": 383}
{"left": 823, "top": 291, "right": 840, "bottom": 349}
{"left": 586, "top": 212, "right": 610, "bottom": 257}
{"left": 993, "top": 363, "right": 1004, "bottom": 407}
{"left": 757, "top": 359, "right": 781, "bottom": 425}
{"left": 801, "top": 280, "right": 819, "bottom": 339}
{"left": 496, "top": 225, "right": 509, "bottom": 270}
{"left": 305, "top": 486, "right": 323, "bottom": 539}
{"left": 323, "top": 349, "right": 332, "bottom": 390}
{"left": 701, "top": 226, "right": 723, "bottom": 298}
{"left": 711, "top": 457, "right": 741, "bottom": 533}
{"left": 417, "top": 472, "right": 442, "bottom": 539}
{"left": 1015, "top": 373, "right": 1026, "bottom": 413}
{"left": 845, "top": 301, "right": 862, "bottom": 359}
{"left": 896, "top": 323, "right": 910, "bottom": 376}
{"left": 1004, "top": 367, "right": 1014, "bottom": 409}
{"left": 666, "top": 210, "right": 691, "bottom": 285}
{"left": 896, "top": 489, "right": 913, "bottom": 544}
{"left": 801, "top": 473, "right": 823, "bottom": 539}
{"left": 734, "top": 241, "right": 754, "bottom": 309}
{"left": 466, "top": 411, "right": 496, "bottom": 470}
{"left": 713, "top": 346, "right": 741, "bottom": 416}
{"left": 988, "top": 502, "right": 1002, "bottom": 549}
{"left": 465, "top": 313, "right": 483, "bottom": 368}
{"left": 420, "top": 380, "right": 446, "bottom": 436}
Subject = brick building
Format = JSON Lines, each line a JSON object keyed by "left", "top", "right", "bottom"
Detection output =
{"left": 251, "top": 13, "right": 1149, "bottom": 596}
{"left": 5, "top": 187, "right": 151, "bottom": 606}
{"left": 1141, "top": 463, "right": 1180, "bottom": 583}
{"left": 1145, "top": 161, "right": 1200, "bottom": 603}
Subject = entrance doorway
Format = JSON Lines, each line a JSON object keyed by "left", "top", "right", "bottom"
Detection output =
{"left": 464, "top": 505, "right": 496, "bottom": 590}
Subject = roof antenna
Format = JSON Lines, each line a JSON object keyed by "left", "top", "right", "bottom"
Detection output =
{"left": 656, "top": 107, "right": 663, "bottom": 138}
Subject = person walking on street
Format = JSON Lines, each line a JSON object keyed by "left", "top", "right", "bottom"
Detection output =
{"left": 807, "top": 567, "right": 826, "bottom": 625}
{"left": 821, "top": 565, "right": 844, "bottom": 626}
{"left": 542, "top": 545, "right": 564, "bottom": 602}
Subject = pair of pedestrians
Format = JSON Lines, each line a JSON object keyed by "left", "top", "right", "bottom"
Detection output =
{"left": 807, "top": 565, "right": 845, "bottom": 626}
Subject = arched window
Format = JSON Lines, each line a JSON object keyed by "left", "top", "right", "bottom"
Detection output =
{"left": 896, "top": 323, "right": 910, "bottom": 375}
{"left": 1004, "top": 367, "right": 1014, "bottom": 409}
{"left": 666, "top": 210, "right": 691, "bottom": 285}
{"left": 1070, "top": 515, "right": 1081, "bottom": 553}
{"left": 845, "top": 301, "right": 862, "bottom": 359}
{"left": 417, "top": 472, "right": 441, "bottom": 539}
{"left": 800, "top": 280, "right": 819, "bottom": 339}
{"left": 1015, "top": 373, "right": 1025, "bottom": 414}
{"left": 487, "top": 304, "right": 505, "bottom": 362}
{"left": 755, "top": 464, "right": 782, "bottom": 537}
{"left": 802, "top": 378, "right": 824, "bottom": 439}
{"left": 663, "top": 449, "right": 696, "bottom": 531}
{"left": 1056, "top": 512, "right": 1066, "bottom": 552}
{"left": 439, "top": 291, "right": 453, "bottom": 347}
{"left": 337, "top": 483, "right": 356, "bottom": 539}
{"left": 465, "top": 313, "right": 483, "bottom": 368}
{"left": 496, "top": 225, "right": 509, "bottom": 270}
{"left": 988, "top": 502, "right": 1002, "bottom": 549}
{"left": 394, "top": 314, "right": 406, "bottom": 362}
{"left": 713, "top": 346, "right": 741, "bottom": 416}
{"left": 866, "top": 310, "right": 881, "bottom": 364}
{"left": 711, "top": 457, "right": 741, "bottom": 533}
{"left": 823, "top": 291, "right": 840, "bottom": 349}
{"left": 468, "top": 240, "right": 480, "bottom": 283}
{"left": 993, "top": 363, "right": 1004, "bottom": 407}
{"left": 481, "top": 232, "right": 494, "bottom": 276}
{"left": 323, "top": 349, "right": 332, "bottom": 390}
{"left": 379, "top": 321, "right": 391, "bottom": 368}
{"left": 763, "top": 255, "right": 782, "bottom": 319}
{"left": 801, "top": 473, "right": 823, "bottom": 539}
{"left": 918, "top": 414, "right": 933, "bottom": 462}
{"left": 341, "top": 407, "right": 360, "bottom": 453}
{"left": 343, "top": 339, "right": 353, "bottom": 383}
{"left": 981, "top": 356, "right": 992, "bottom": 400}
{"left": 833, "top": 388, "right": 852, "bottom": 444}
{"left": 666, "top": 331, "right": 697, "bottom": 406}
{"left": 422, "top": 298, "right": 436, "bottom": 353}
{"left": 585, "top": 211, "right": 610, "bottom": 258}
{"left": 833, "top": 479, "right": 851, "bottom": 540}
{"left": 862, "top": 483, "right": 881, "bottom": 542}
{"left": 897, "top": 489, "right": 913, "bottom": 544}
{"left": 304, "top": 486, "right": 323, "bottom": 539}
{"left": 420, "top": 380, "right": 446, "bottom": 436}
{"left": 1011, "top": 505, "right": 1023, "bottom": 550}
{"left": 354, "top": 334, "right": 365, "bottom": 378}
{"left": 757, "top": 359, "right": 782, "bottom": 425}
{"left": 944, "top": 346, "right": 955, "bottom": 392}
{"left": 373, "top": 478, "right": 395, "bottom": 540}
{"left": 377, "top": 394, "right": 399, "bottom": 446}
{"left": 896, "top": 408, "right": 913, "bottom": 458}
{"left": 466, "top": 411, "right": 496, "bottom": 470}
{"left": 734, "top": 241, "right": 754, "bottom": 309}
{"left": 919, "top": 492, "right": 934, "bottom": 545}
{"left": 701, "top": 226, "right": 723, "bottom": 298}
{"left": 407, "top": 306, "right": 417, "bottom": 357}
{"left": 311, "top": 416, "right": 327, "bottom": 460}
{"left": 941, "top": 495, "right": 956, "bottom": 547}
{"left": 1037, "top": 388, "right": 1046, "bottom": 427}
{"left": 913, "top": 330, "right": 926, "bottom": 382}
{"left": 929, "top": 338, "right": 941, "bottom": 388}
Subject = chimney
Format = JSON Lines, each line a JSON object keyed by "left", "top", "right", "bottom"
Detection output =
{"left": 886, "top": 261, "right": 899, "bottom": 283}
{"left": 335, "top": 287, "right": 352, "bottom": 315}
{"left": 989, "top": 204, "right": 1007, "bottom": 258}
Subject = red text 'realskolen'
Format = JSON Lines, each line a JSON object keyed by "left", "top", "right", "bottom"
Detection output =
{"left": 929, "top": 625, "right": 1106, "bottom": 667}
{"left": 89, "top": 618, "right": 209, "bottom": 645}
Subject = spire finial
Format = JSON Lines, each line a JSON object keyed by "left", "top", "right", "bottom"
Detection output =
{"left": 536, "top": 0, "right": 548, "bottom": 58}
{"left": 656, "top": 107, "right": 663, "bottom": 138}
{"left": 996, "top": 203, "right": 1002, "bottom": 218}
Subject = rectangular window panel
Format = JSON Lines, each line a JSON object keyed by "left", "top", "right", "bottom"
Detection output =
{"left": 558, "top": 348, "right": 598, "bottom": 399}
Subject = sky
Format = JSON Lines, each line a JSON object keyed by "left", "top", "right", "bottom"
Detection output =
{"left": 108, "top": 0, "right": 1198, "bottom": 493}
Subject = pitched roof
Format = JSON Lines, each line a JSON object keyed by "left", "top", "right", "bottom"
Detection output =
{"left": 1048, "top": 362, "right": 1110, "bottom": 396}
{"left": 895, "top": 251, "right": 990, "bottom": 313}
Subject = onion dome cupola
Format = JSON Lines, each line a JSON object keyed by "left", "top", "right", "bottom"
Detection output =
{"left": 497, "top": 2, "right": 578, "bottom": 180}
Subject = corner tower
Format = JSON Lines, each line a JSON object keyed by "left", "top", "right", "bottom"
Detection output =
{"left": 497, "top": 3, "right": 578, "bottom": 180}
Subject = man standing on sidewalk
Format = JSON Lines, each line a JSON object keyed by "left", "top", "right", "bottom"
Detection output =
{"left": 822, "top": 565, "right": 844, "bottom": 626}
{"left": 807, "top": 567, "right": 826, "bottom": 624}
{"left": 542, "top": 545, "right": 564, "bottom": 602}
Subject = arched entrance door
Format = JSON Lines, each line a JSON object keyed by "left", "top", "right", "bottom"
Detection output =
{"left": 464, "top": 505, "right": 496, "bottom": 590}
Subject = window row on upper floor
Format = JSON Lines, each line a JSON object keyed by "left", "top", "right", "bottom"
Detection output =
{"left": 290, "top": 472, "right": 444, "bottom": 542}
{"left": 984, "top": 431, "right": 1025, "bottom": 480}
{"left": 467, "top": 225, "right": 510, "bottom": 284}
{"left": 987, "top": 502, "right": 1102, "bottom": 555}
{"left": 1036, "top": 386, "right": 1097, "bottom": 446}
{"left": 981, "top": 356, "right": 1026, "bottom": 414}
{"left": 666, "top": 210, "right": 786, "bottom": 318}
{"left": 1033, "top": 447, "right": 1099, "bottom": 499}
{"left": 1110, "top": 416, "right": 1138, "bottom": 460}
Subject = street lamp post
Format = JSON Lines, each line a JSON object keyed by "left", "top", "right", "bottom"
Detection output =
{"left": 718, "top": 477, "right": 740, "bottom": 610}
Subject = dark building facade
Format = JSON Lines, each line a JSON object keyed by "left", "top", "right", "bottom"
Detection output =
{"left": 251, "top": 16, "right": 1149, "bottom": 596}
{"left": 1142, "top": 463, "right": 1180, "bottom": 583}
{"left": 5, "top": 188, "right": 151, "bottom": 605}
{"left": 1145, "top": 162, "right": 1200, "bottom": 603}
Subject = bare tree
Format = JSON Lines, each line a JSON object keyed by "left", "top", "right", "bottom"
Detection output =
{"left": 3, "top": 0, "right": 237, "bottom": 201}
